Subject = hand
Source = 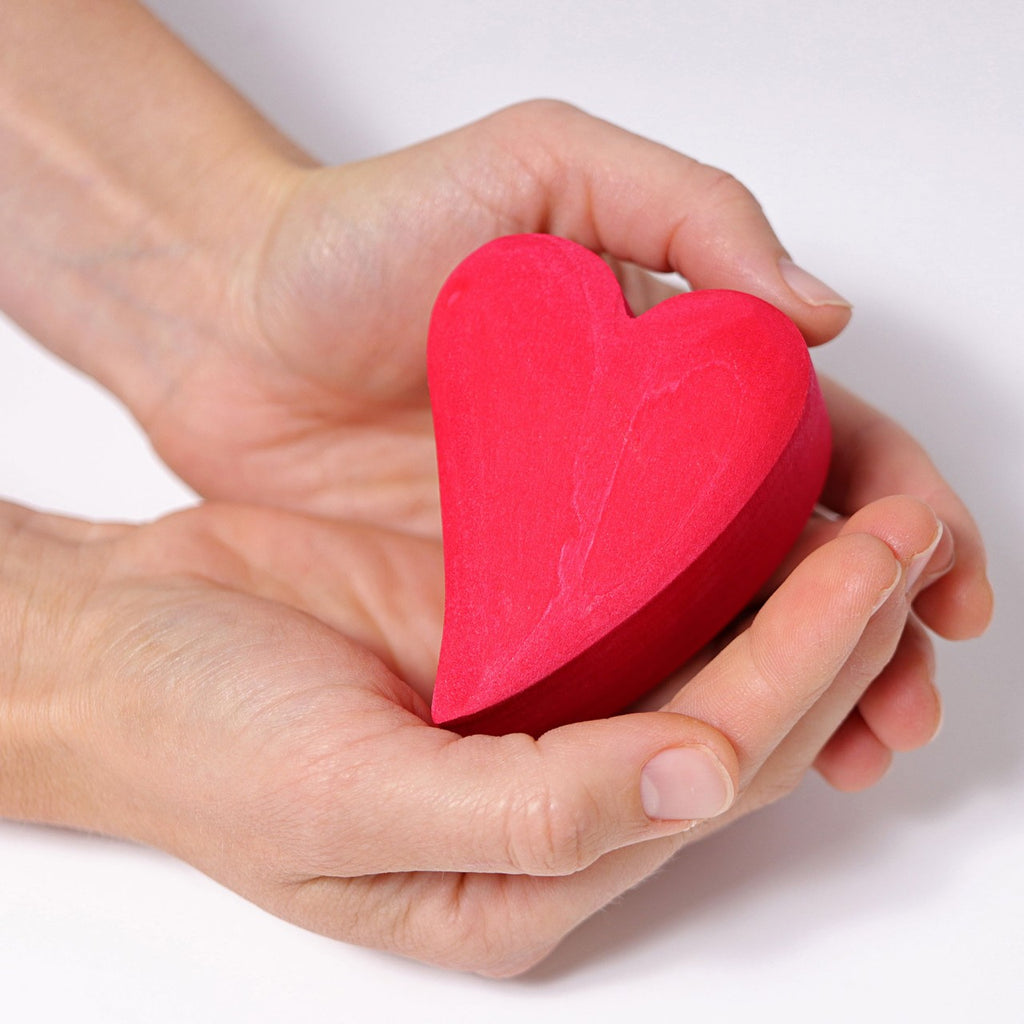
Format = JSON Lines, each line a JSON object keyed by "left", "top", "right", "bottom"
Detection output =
{"left": 0, "top": 491, "right": 951, "bottom": 976}
{"left": 773, "top": 377, "right": 994, "bottom": 788}
{"left": 84, "top": 92, "right": 987, "bottom": 670}
{"left": 129, "top": 100, "right": 857, "bottom": 535}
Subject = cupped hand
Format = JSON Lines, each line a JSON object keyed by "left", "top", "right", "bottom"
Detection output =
{"left": 121, "top": 101, "right": 989, "bottom": 641}
{"left": 0, "top": 487, "right": 950, "bottom": 975}
{"left": 134, "top": 101, "right": 854, "bottom": 535}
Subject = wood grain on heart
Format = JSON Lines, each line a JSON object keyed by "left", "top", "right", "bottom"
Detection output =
{"left": 428, "top": 234, "right": 831, "bottom": 737}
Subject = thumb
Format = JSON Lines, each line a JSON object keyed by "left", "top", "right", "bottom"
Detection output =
{"left": 318, "top": 710, "right": 738, "bottom": 877}
{"left": 476, "top": 100, "right": 852, "bottom": 345}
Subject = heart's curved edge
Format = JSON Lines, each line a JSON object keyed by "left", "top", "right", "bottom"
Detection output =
{"left": 428, "top": 232, "right": 832, "bottom": 737}
{"left": 428, "top": 233, "right": 631, "bottom": 335}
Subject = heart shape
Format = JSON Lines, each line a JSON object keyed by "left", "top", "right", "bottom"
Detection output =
{"left": 429, "top": 235, "right": 831, "bottom": 736}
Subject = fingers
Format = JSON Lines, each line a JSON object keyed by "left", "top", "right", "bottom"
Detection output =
{"left": 821, "top": 376, "right": 994, "bottom": 639}
{"left": 742, "top": 495, "right": 948, "bottom": 792}
{"left": 748, "top": 574, "right": 911, "bottom": 805}
{"left": 855, "top": 615, "right": 941, "bottom": 752}
{"left": 665, "top": 495, "right": 942, "bottom": 782}
{"left": 813, "top": 709, "right": 893, "bottom": 791}
{"left": 602, "top": 255, "right": 683, "bottom": 316}
{"left": 753, "top": 376, "right": 981, "bottom": 788}
{"left": 739, "top": 498, "right": 944, "bottom": 805}
{"left": 814, "top": 616, "right": 940, "bottom": 791}
{"left": 662, "top": 531, "right": 902, "bottom": 783}
{"left": 469, "top": 101, "right": 852, "bottom": 345}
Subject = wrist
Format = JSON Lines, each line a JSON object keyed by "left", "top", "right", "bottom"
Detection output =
{"left": 0, "top": 0, "right": 315, "bottom": 422}
{"left": 0, "top": 510, "right": 77, "bottom": 825}
{"left": 0, "top": 508, "right": 123, "bottom": 834}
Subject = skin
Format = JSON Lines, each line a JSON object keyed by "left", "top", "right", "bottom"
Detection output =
{"left": 0, "top": 0, "right": 993, "bottom": 975}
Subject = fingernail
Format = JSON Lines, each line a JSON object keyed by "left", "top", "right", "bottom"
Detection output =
{"left": 870, "top": 560, "right": 904, "bottom": 615}
{"left": 779, "top": 258, "right": 853, "bottom": 309}
{"left": 641, "top": 746, "right": 734, "bottom": 821}
{"left": 906, "top": 521, "right": 945, "bottom": 593}
{"left": 929, "top": 692, "right": 945, "bottom": 743}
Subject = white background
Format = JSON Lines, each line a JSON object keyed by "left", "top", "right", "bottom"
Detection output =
{"left": 2, "top": 1, "right": 1022, "bottom": 1020}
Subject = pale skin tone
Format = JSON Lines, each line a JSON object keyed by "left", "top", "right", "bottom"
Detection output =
{"left": 0, "top": 0, "right": 993, "bottom": 975}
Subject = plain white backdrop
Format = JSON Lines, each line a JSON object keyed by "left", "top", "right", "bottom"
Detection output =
{"left": 2, "top": 1, "right": 1021, "bottom": 1020}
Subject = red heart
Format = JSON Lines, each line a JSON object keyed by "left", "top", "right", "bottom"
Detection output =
{"left": 429, "top": 235, "right": 830, "bottom": 736}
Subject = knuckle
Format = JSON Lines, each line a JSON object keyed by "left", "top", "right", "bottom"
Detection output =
{"left": 745, "top": 614, "right": 808, "bottom": 711}
{"left": 698, "top": 165, "right": 762, "bottom": 214}
{"left": 503, "top": 782, "right": 603, "bottom": 877}
{"left": 507, "top": 790, "right": 598, "bottom": 872}
{"left": 482, "top": 100, "right": 588, "bottom": 169}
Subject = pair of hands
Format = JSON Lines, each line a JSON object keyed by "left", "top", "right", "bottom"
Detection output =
{"left": 1, "top": 98, "right": 992, "bottom": 975}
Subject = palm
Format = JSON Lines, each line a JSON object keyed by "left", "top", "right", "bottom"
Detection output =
{"left": 76, "top": 498, "right": 935, "bottom": 973}
{"left": 105, "top": 503, "right": 444, "bottom": 705}
{"left": 73, "top": 502, "right": 683, "bottom": 971}
{"left": 141, "top": 145, "right": 531, "bottom": 534}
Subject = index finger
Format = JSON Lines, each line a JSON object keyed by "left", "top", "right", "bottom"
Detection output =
{"left": 459, "top": 101, "right": 852, "bottom": 345}
{"left": 663, "top": 527, "right": 905, "bottom": 784}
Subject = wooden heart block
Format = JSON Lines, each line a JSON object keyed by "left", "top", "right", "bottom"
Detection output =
{"left": 429, "top": 234, "right": 831, "bottom": 736}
